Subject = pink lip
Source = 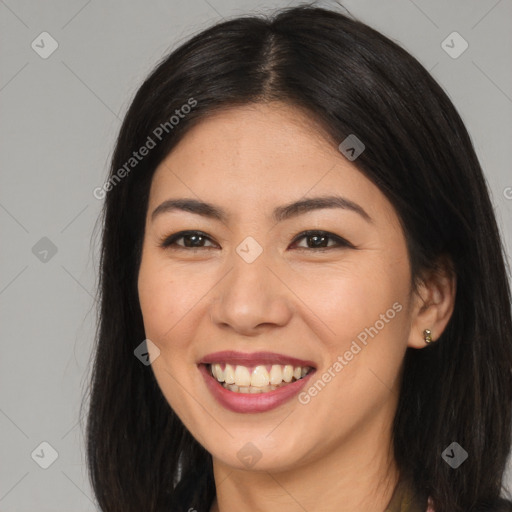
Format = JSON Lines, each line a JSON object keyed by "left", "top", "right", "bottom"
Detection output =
{"left": 198, "top": 362, "right": 317, "bottom": 414}
{"left": 198, "top": 350, "right": 317, "bottom": 369}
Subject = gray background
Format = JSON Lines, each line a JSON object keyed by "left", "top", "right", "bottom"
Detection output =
{"left": 1, "top": 0, "right": 511, "bottom": 510}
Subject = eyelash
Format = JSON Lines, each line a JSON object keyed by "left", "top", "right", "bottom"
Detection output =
{"left": 158, "top": 230, "right": 355, "bottom": 252}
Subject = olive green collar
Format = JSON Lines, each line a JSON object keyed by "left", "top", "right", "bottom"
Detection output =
{"left": 385, "top": 479, "right": 427, "bottom": 512}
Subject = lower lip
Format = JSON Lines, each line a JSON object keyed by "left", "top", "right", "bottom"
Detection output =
{"left": 198, "top": 363, "right": 316, "bottom": 413}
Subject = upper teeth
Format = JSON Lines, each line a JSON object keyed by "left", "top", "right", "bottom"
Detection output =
{"left": 210, "top": 363, "right": 311, "bottom": 387}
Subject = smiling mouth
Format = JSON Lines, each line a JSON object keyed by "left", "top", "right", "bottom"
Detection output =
{"left": 205, "top": 362, "right": 314, "bottom": 394}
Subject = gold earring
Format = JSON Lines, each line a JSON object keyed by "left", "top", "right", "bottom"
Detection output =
{"left": 423, "top": 329, "right": 433, "bottom": 344}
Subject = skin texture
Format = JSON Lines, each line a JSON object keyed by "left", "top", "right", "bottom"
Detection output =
{"left": 137, "top": 102, "right": 456, "bottom": 512}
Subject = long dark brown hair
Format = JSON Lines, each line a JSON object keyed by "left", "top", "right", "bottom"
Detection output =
{"left": 83, "top": 4, "right": 512, "bottom": 511}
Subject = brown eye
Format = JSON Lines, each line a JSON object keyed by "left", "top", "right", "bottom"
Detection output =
{"left": 291, "top": 230, "right": 354, "bottom": 250}
{"left": 159, "top": 230, "right": 217, "bottom": 250}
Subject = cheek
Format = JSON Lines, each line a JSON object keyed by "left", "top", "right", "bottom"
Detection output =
{"left": 299, "top": 254, "right": 412, "bottom": 403}
{"left": 138, "top": 260, "right": 166, "bottom": 336}
{"left": 137, "top": 256, "right": 198, "bottom": 411}
{"left": 295, "top": 264, "right": 410, "bottom": 431}
{"left": 306, "top": 261, "right": 409, "bottom": 342}
{"left": 138, "top": 253, "right": 183, "bottom": 330}
{"left": 137, "top": 254, "right": 183, "bottom": 348}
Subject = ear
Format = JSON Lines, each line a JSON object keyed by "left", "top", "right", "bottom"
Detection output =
{"left": 407, "top": 256, "right": 457, "bottom": 349}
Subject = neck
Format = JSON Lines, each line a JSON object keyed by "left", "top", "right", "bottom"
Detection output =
{"left": 209, "top": 415, "right": 399, "bottom": 512}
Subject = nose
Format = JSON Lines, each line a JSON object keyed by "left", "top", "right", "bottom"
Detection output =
{"left": 209, "top": 250, "right": 293, "bottom": 336}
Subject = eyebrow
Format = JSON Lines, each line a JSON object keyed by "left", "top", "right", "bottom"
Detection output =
{"left": 151, "top": 195, "right": 373, "bottom": 224}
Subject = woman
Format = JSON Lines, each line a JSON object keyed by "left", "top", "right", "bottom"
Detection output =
{"left": 83, "top": 4, "right": 512, "bottom": 511}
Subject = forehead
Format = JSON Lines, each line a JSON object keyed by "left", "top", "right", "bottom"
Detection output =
{"left": 152, "top": 102, "right": 335, "bottom": 179}
{"left": 147, "top": 102, "right": 399, "bottom": 230}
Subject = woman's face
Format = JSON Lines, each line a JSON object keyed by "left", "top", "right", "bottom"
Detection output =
{"left": 137, "top": 102, "right": 417, "bottom": 473}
